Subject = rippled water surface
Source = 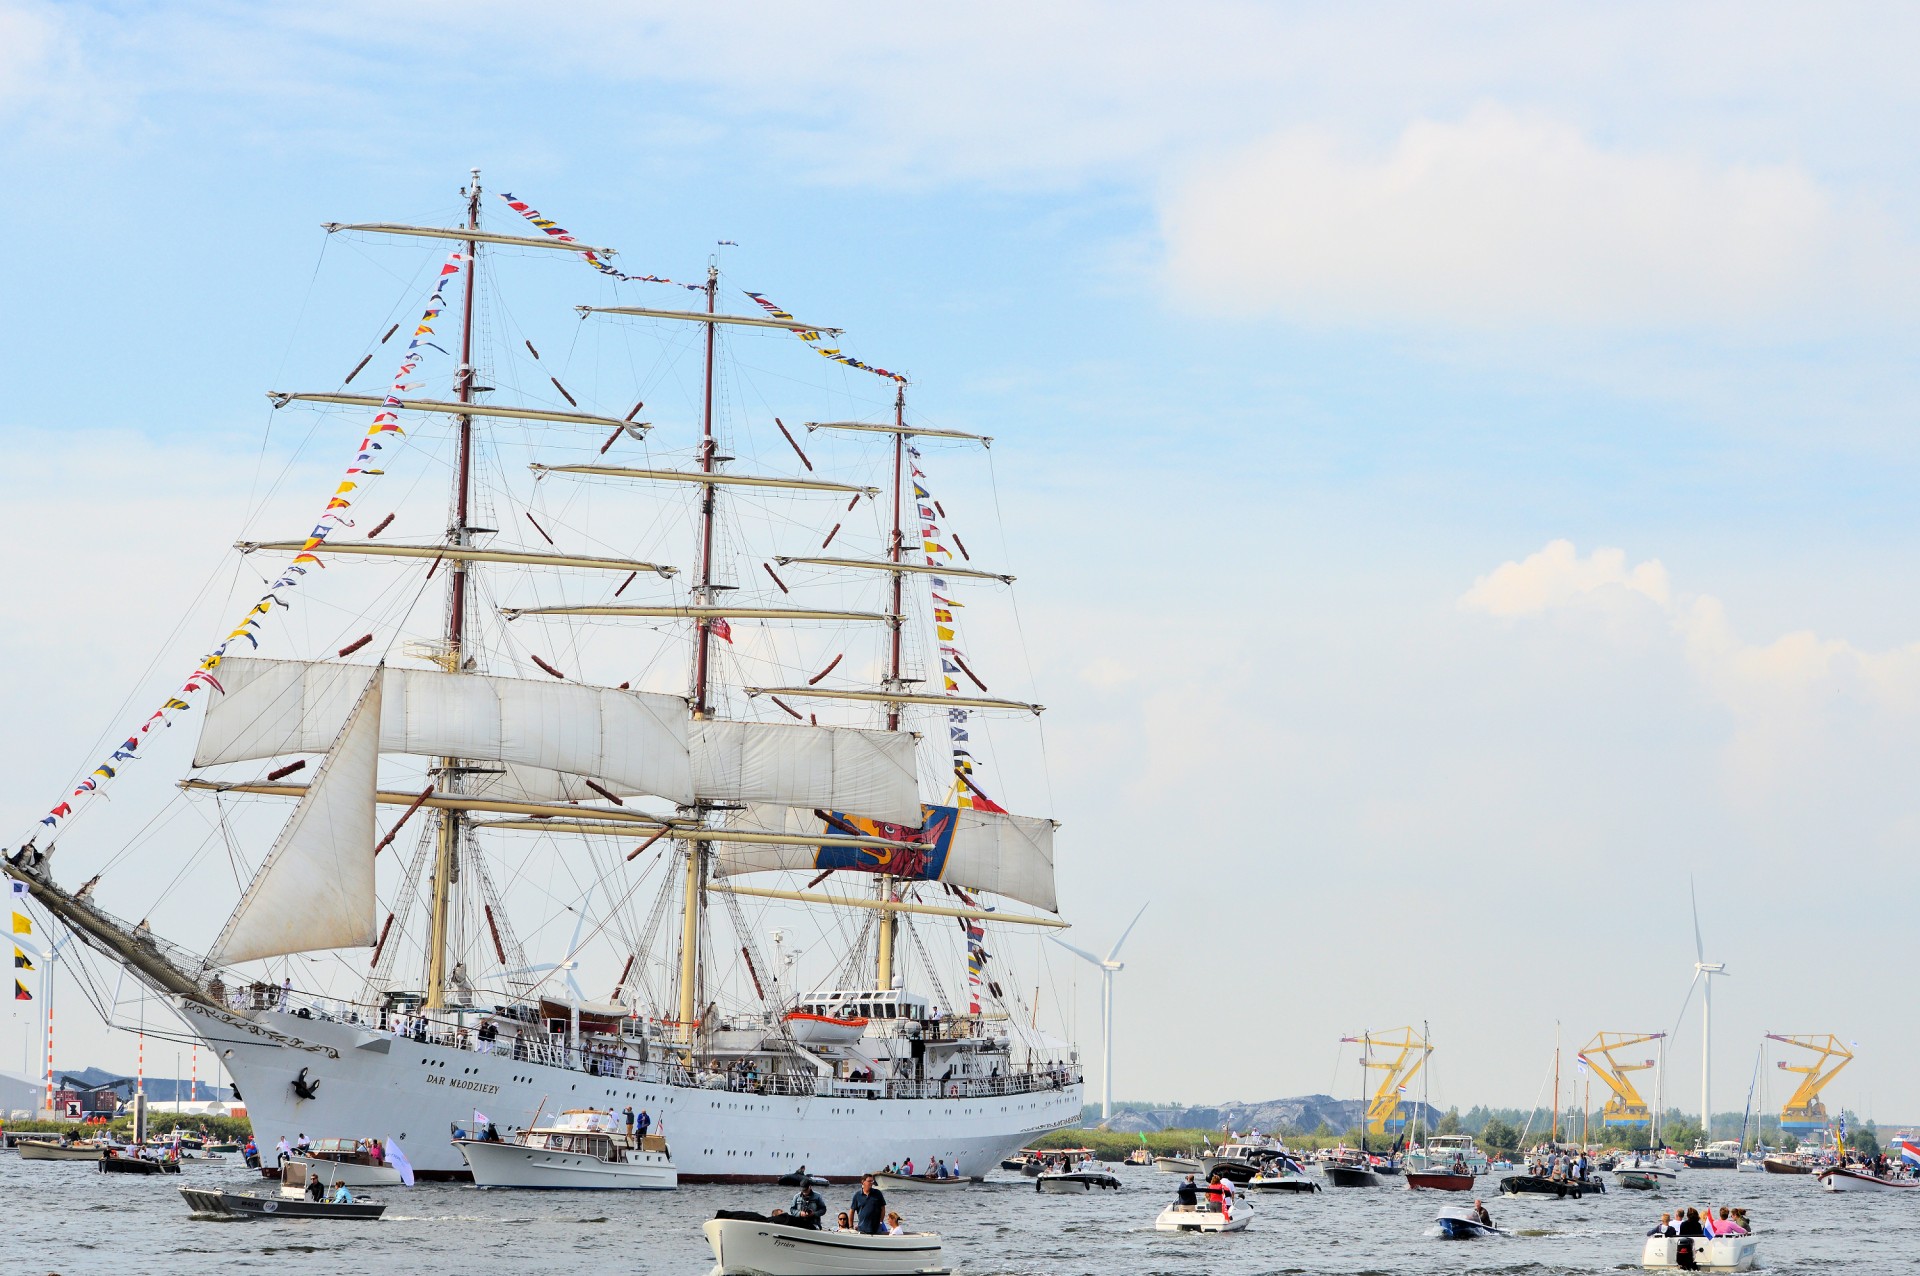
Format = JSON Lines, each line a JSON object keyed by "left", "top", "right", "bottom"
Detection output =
{"left": 1, "top": 1156, "right": 1908, "bottom": 1274}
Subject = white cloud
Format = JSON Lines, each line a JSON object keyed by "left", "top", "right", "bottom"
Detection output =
{"left": 1465, "top": 539, "right": 1920, "bottom": 716}
{"left": 1162, "top": 107, "right": 1918, "bottom": 330}
{"left": 1460, "top": 538, "right": 1670, "bottom": 617}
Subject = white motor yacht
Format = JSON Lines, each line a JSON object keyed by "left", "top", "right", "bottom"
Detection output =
{"left": 454, "top": 1109, "right": 675, "bottom": 1190}
{"left": 1154, "top": 1198, "right": 1251, "bottom": 1232}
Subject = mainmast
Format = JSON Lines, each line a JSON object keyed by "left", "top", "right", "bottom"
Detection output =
{"left": 424, "top": 168, "right": 482, "bottom": 1011}
{"left": 875, "top": 384, "right": 907, "bottom": 992}
{"left": 676, "top": 262, "right": 722, "bottom": 1037}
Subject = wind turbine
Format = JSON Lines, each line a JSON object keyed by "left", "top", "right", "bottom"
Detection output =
{"left": 501, "top": 895, "right": 592, "bottom": 1051}
{"left": 1670, "top": 880, "right": 1729, "bottom": 1145}
{"left": 1050, "top": 903, "right": 1148, "bottom": 1123}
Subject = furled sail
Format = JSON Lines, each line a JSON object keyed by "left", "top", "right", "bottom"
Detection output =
{"left": 712, "top": 803, "right": 1059, "bottom": 913}
{"left": 480, "top": 719, "right": 921, "bottom": 824}
{"left": 193, "top": 658, "right": 693, "bottom": 804}
{"left": 209, "top": 670, "right": 383, "bottom": 965}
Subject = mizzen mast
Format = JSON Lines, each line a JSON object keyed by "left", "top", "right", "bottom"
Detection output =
{"left": 875, "top": 385, "right": 908, "bottom": 992}
{"left": 424, "top": 168, "right": 483, "bottom": 1011}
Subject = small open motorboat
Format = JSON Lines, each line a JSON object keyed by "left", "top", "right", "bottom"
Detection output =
{"left": 1641, "top": 1234, "right": 1759, "bottom": 1271}
{"left": 782, "top": 1009, "right": 869, "bottom": 1046}
{"left": 872, "top": 1170, "right": 971, "bottom": 1190}
{"left": 1406, "top": 1169, "right": 1475, "bottom": 1192}
{"left": 1035, "top": 1169, "right": 1121, "bottom": 1193}
{"left": 178, "top": 1161, "right": 387, "bottom": 1221}
{"left": 1154, "top": 1199, "right": 1250, "bottom": 1233}
{"left": 703, "top": 1214, "right": 947, "bottom": 1275}
{"left": 1498, "top": 1173, "right": 1604, "bottom": 1199}
{"left": 779, "top": 1170, "right": 832, "bottom": 1187}
{"left": 17, "top": 1139, "right": 106, "bottom": 1162}
{"left": 1125, "top": 1147, "right": 1153, "bottom": 1166}
{"left": 1244, "top": 1165, "right": 1319, "bottom": 1193}
{"left": 1817, "top": 1166, "right": 1920, "bottom": 1192}
{"left": 1761, "top": 1155, "right": 1812, "bottom": 1175}
{"left": 284, "top": 1138, "right": 405, "bottom": 1187}
{"left": 1153, "top": 1154, "right": 1202, "bottom": 1175}
{"left": 99, "top": 1149, "right": 182, "bottom": 1175}
{"left": 1433, "top": 1206, "right": 1509, "bottom": 1239}
{"left": 1321, "top": 1155, "right": 1382, "bottom": 1188}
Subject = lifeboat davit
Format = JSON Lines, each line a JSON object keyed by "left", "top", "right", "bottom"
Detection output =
{"left": 783, "top": 1010, "right": 869, "bottom": 1045}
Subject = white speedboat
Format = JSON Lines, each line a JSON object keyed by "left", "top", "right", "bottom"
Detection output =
{"left": 1244, "top": 1165, "right": 1319, "bottom": 1193}
{"left": 1613, "top": 1157, "right": 1678, "bottom": 1190}
{"left": 1034, "top": 1169, "right": 1120, "bottom": 1193}
{"left": 1154, "top": 1200, "right": 1250, "bottom": 1232}
{"left": 1154, "top": 1154, "right": 1201, "bottom": 1174}
{"left": 703, "top": 1216, "right": 947, "bottom": 1275}
{"left": 1817, "top": 1165, "right": 1920, "bottom": 1192}
{"left": 1641, "top": 1234, "right": 1758, "bottom": 1271}
{"left": 285, "top": 1139, "right": 404, "bottom": 1187}
{"left": 455, "top": 1109, "right": 675, "bottom": 1190}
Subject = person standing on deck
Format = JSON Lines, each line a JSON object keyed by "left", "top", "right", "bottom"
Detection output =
{"left": 850, "top": 1174, "right": 887, "bottom": 1235}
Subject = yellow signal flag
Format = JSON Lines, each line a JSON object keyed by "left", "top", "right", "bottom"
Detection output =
{"left": 10, "top": 911, "right": 30, "bottom": 935}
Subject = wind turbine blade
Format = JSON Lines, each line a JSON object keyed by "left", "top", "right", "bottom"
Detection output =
{"left": 1048, "top": 936, "right": 1105, "bottom": 967}
{"left": 1104, "top": 902, "right": 1150, "bottom": 965}
{"left": 1690, "top": 878, "right": 1704, "bottom": 964}
{"left": 565, "top": 970, "right": 585, "bottom": 1002}
{"left": 500, "top": 963, "right": 561, "bottom": 978}
{"left": 1670, "top": 969, "right": 1703, "bottom": 1040}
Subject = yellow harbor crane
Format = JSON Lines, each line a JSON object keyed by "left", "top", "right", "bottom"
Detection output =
{"left": 1767, "top": 1033, "right": 1853, "bottom": 1134}
{"left": 1577, "top": 1031, "right": 1665, "bottom": 1127}
{"left": 1341, "top": 1027, "right": 1431, "bottom": 1135}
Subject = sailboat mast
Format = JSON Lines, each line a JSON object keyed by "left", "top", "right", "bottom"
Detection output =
{"left": 874, "top": 385, "right": 907, "bottom": 992}
{"left": 1552, "top": 1023, "right": 1561, "bottom": 1144}
{"left": 676, "top": 262, "right": 722, "bottom": 1037}
{"left": 425, "top": 168, "right": 483, "bottom": 1011}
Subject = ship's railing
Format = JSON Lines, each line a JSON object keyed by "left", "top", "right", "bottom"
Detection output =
{"left": 266, "top": 991, "right": 1081, "bottom": 1100}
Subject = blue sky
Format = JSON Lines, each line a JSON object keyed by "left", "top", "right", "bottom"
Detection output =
{"left": 6, "top": 2, "right": 1920, "bottom": 1118}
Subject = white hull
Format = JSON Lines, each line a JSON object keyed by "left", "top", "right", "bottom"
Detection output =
{"left": 284, "top": 1154, "right": 402, "bottom": 1187}
{"left": 1818, "top": 1167, "right": 1920, "bottom": 1192}
{"left": 1641, "top": 1235, "right": 1758, "bottom": 1271}
{"left": 184, "top": 1003, "right": 1079, "bottom": 1181}
{"left": 456, "top": 1138, "right": 675, "bottom": 1189}
{"left": 1614, "top": 1165, "right": 1678, "bottom": 1188}
{"left": 17, "top": 1142, "right": 104, "bottom": 1162}
{"left": 1155, "top": 1202, "right": 1249, "bottom": 1232}
{"left": 872, "top": 1172, "right": 973, "bottom": 1191}
{"left": 703, "top": 1218, "right": 948, "bottom": 1276}
{"left": 1154, "top": 1156, "right": 1200, "bottom": 1174}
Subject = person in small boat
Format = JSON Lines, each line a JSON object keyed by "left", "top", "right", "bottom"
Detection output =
{"left": 1677, "top": 1207, "right": 1705, "bottom": 1237}
{"left": 902, "top": 1157, "right": 915, "bottom": 1176}
{"left": 636, "top": 1109, "right": 651, "bottom": 1140}
{"left": 306, "top": 1174, "right": 327, "bottom": 1203}
{"left": 1204, "top": 1171, "right": 1232, "bottom": 1219}
{"left": 851, "top": 1173, "right": 887, "bottom": 1235}
{"left": 1715, "top": 1207, "right": 1746, "bottom": 1235}
{"left": 835, "top": 1211, "right": 852, "bottom": 1231}
{"left": 1473, "top": 1199, "right": 1494, "bottom": 1229}
{"left": 275, "top": 1135, "right": 290, "bottom": 1167}
{"left": 331, "top": 1183, "right": 353, "bottom": 1205}
{"left": 1648, "top": 1212, "right": 1674, "bottom": 1237}
{"left": 786, "top": 1182, "right": 827, "bottom": 1229}
{"left": 1175, "top": 1174, "right": 1200, "bottom": 1208}
{"left": 885, "top": 1210, "right": 905, "bottom": 1235}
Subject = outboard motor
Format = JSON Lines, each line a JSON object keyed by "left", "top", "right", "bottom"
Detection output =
{"left": 1675, "top": 1236, "right": 1698, "bottom": 1271}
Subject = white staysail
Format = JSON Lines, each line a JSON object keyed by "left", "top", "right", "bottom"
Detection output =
{"left": 210, "top": 670, "right": 383, "bottom": 965}
{"left": 690, "top": 720, "right": 920, "bottom": 824}
{"left": 193, "top": 657, "right": 692, "bottom": 804}
{"left": 712, "top": 804, "right": 1060, "bottom": 913}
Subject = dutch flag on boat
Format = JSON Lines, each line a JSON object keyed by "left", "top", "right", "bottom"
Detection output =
{"left": 1898, "top": 1140, "right": 1920, "bottom": 1167}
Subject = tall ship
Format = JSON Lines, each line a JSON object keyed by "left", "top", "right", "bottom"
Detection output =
{"left": 4, "top": 172, "right": 1082, "bottom": 1179}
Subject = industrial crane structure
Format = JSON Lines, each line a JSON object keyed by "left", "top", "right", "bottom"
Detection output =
{"left": 1767, "top": 1033, "right": 1853, "bottom": 1134}
{"left": 1578, "top": 1031, "right": 1665, "bottom": 1126}
{"left": 1342, "top": 1027, "right": 1431, "bottom": 1135}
